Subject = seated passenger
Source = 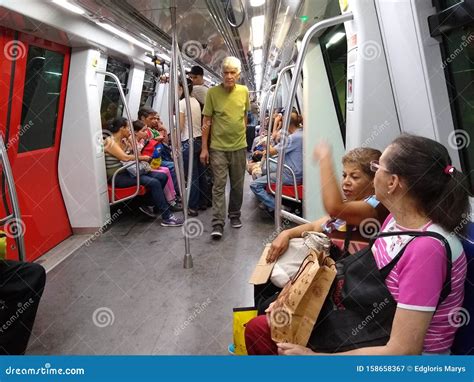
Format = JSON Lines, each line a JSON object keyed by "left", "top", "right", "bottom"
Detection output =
{"left": 249, "top": 110, "right": 303, "bottom": 212}
{"left": 246, "top": 134, "right": 470, "bottom": 355}
{"left": 0, "top": 260, "right": 46, "bottom": 354}
{"left": 254, "top": 144, "right": 387, "bottom": 311}
{"left": 104, "top": 117, "right": 183, "bottom": 227}
{"left": 131, "top": 121, "right": 178, "bottom": 209}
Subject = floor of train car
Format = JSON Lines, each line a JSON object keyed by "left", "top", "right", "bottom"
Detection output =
{"left": 27, "top": 175, "right": 288, "bottom": 355}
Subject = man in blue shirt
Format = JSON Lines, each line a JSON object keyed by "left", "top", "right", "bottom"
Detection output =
{"left": 250, "top": 110, "right": 303, "bottom": 211}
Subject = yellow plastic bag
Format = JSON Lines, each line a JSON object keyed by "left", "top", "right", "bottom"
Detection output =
{"left": 0, "top": 231, "right": 6, "bottom": 260}
{"left": 232, "top": 307, "right": 258, "bottom": 355}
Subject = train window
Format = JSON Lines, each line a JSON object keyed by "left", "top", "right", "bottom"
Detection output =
{"left": 320, "top": 25, "right": 348, "bottom": 143}
{"left": 140, "top": 68, "right": 157, "bottom": 108}
{"left": 101, "top": 57, "right": 130, "bottom": 128}
{"left": 18, "top": 46, "right": 64, "bottom": 153}
{"left": 432, "top": 1, "right": 474, "bottom": 190}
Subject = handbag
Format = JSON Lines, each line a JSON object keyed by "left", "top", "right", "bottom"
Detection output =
{"left": 123, "top": 161, "right": 152, "bottom": 176}
{"left": 232, "top": 307, "right": 258, "bottom": 355}
{"left": 308, "top": 230, "right": 452, "bottom": 353}
{"left": 270, "top": 243, "right": 337, "bottom": 346}
{"left": 270, "top": 231, "right": 331, "bottom": 288}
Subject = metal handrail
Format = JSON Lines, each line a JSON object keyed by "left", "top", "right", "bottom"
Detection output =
{"left": 265, "top": 64, "right": 295, "bottom": 195}
{"left": 267, "top": 157, "right": 301, "bottom": 203}
{"left": 169, "top": 0, "right": 193, "bottom": 269}
{"left": 274, "top": 12, "right": 354, "bottom": 231}
{"left": 0, "top": 135, "right": 26, "bottom": 261}
{"left": 259, "top": 84, "right": 276, "bottom": 136}
{"left": 96, "top": 70, "right": 141, "bottom": 205}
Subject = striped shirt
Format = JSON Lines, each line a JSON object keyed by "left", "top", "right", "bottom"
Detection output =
{"left": 373, "top": 215, "right": 467, "bottom": 353}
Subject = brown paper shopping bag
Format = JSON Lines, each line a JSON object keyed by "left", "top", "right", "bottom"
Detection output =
{"left": 270, "top": 250, "right": 336, "bottom": 346}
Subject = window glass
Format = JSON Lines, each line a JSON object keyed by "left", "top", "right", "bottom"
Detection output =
{"left": 320, "top": 25, "right": 348, "bottom": 142}
{"left": 18, "top": 46, "right": 64, "bottom": 153}
{"left": 140, "top": 68, "right": 158, "bottom": 108}
{"left": 101, "top": 57, "right": 130, "bottom": 128}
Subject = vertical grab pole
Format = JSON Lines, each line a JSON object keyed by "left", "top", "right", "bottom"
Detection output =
{"left": 169, "top": 0, "right": 193, "bottom": 268}
{"left": 0, "top": 135, "right": 26, "bottom": 261}
{"left": 265, "top": 65, "right": 294, "bottom": 193}
{"left": 274, "top": 12, "right": 353, "bottom": 231}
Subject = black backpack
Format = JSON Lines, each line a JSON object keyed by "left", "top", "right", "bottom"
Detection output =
{"left": 308, "top": 230, "right": 452, "bottom": 353}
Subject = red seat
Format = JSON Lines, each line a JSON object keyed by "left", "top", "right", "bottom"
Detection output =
{"left": 267, "top": 183, "right": 303, "bottom": 200}
{"left": 107, "top": 184, "right": 147, "bottom": 201}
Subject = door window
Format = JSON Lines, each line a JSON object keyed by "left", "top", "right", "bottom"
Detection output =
{"left": 18, "top": 46, "right": 64, "bottom": 153}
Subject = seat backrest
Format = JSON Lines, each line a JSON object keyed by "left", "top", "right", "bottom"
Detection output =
{"left": 451, "top": 222, "right": 474, "bottom": 355}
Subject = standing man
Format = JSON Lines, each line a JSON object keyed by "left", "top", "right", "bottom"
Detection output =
{"left": 188, "top": 65, "right": 208, "bottom": 109}
{"left": 200, "top": 57, "right": 250, "bottom": 239}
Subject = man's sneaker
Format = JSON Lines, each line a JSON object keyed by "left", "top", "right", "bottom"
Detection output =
{"left": 188, "top": 208, "right": 199, "bottom": 217}
{"left": 211, "top": 224, "right": 224, "bottom": 240}
{"left": 230, "top": 217, "right": 242, "bottom": 228}
{"left": 139, "top": 206, "right": 157, "bottom": 218}
{"left": 161, "top": 214, "right": 184, "bottom": 227}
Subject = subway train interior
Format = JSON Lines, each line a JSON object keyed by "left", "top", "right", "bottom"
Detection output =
{"left": 0, "top": 0, "right": 473, "bottom": 355}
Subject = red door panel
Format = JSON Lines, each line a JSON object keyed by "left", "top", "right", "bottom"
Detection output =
{"left": 0, "top": 27, "right": 72, "bottom": 261}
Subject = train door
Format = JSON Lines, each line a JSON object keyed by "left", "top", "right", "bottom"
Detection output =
{"left": 0, "top": 27, "right": 72, "bottom": 261}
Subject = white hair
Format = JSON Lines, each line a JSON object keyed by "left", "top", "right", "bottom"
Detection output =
{"left": 222, "top": 56, "right": 241, "bottom": 74}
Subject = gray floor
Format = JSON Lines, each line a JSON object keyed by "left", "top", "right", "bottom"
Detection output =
{"left": 27, "top": 177, "right": 282, "bottom": 355}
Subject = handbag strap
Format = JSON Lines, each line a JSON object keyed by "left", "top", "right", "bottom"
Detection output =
{"left": 290, "top": 254, "right": 315, "bottom": 285}
{"left": 369, "top": 230, "right": 452, "bottom": 305}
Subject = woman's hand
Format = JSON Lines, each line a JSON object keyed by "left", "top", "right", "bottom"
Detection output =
{"left": 277, "top": 343, "right": 315, "bottom": 355}
{"left": 313, "top": 142, "right": 332, "bottom": 163}
{"left": 267, "top": 231, "right": 290, "bottom": 263}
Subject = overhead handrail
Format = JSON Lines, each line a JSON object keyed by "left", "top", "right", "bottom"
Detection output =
{"left": 0, "top": 134, "right": 26, "bottom": 261}
{"left": 226, "top": 0, "right": 246, "bottom": 28}
{"left": 274, "top": 12, "right": 354, "bottom": 231}
{"left": 96, "top": 70, "right": 141, "bottom": 205}
{"left": 169, "top": 0, "right": 194, "bottom": 269}
{"left": 265, "top": 64, "right": 295, "bottom": 196}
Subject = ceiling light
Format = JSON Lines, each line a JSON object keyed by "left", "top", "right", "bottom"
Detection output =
{"left": 52, "top": 0, "right": 85, "bottom": 14}
{"left": 250, "top": 0, "right": 265, "bottom": 6}
{"left": 251, "top": 15, "right": 265, "bottom": 48}
{"left": 97, "top": 22, "right": 153, "bottom": 52}
{"left": 326, "top": 32, "right": 346, "bottom": 48}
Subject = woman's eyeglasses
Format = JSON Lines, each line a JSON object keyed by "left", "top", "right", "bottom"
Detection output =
{"left": 370, "top": 160, "right": 389, "bottom": 173}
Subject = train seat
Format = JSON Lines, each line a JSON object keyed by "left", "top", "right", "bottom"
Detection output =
{"left": 107, "top": 184, "right": 147, "bottom": 201}
{"left": 266, "top": 183, "right": 303, "bottom": 201}
{"left": 451, "top": 222, "right": 474, "bottom": 355}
